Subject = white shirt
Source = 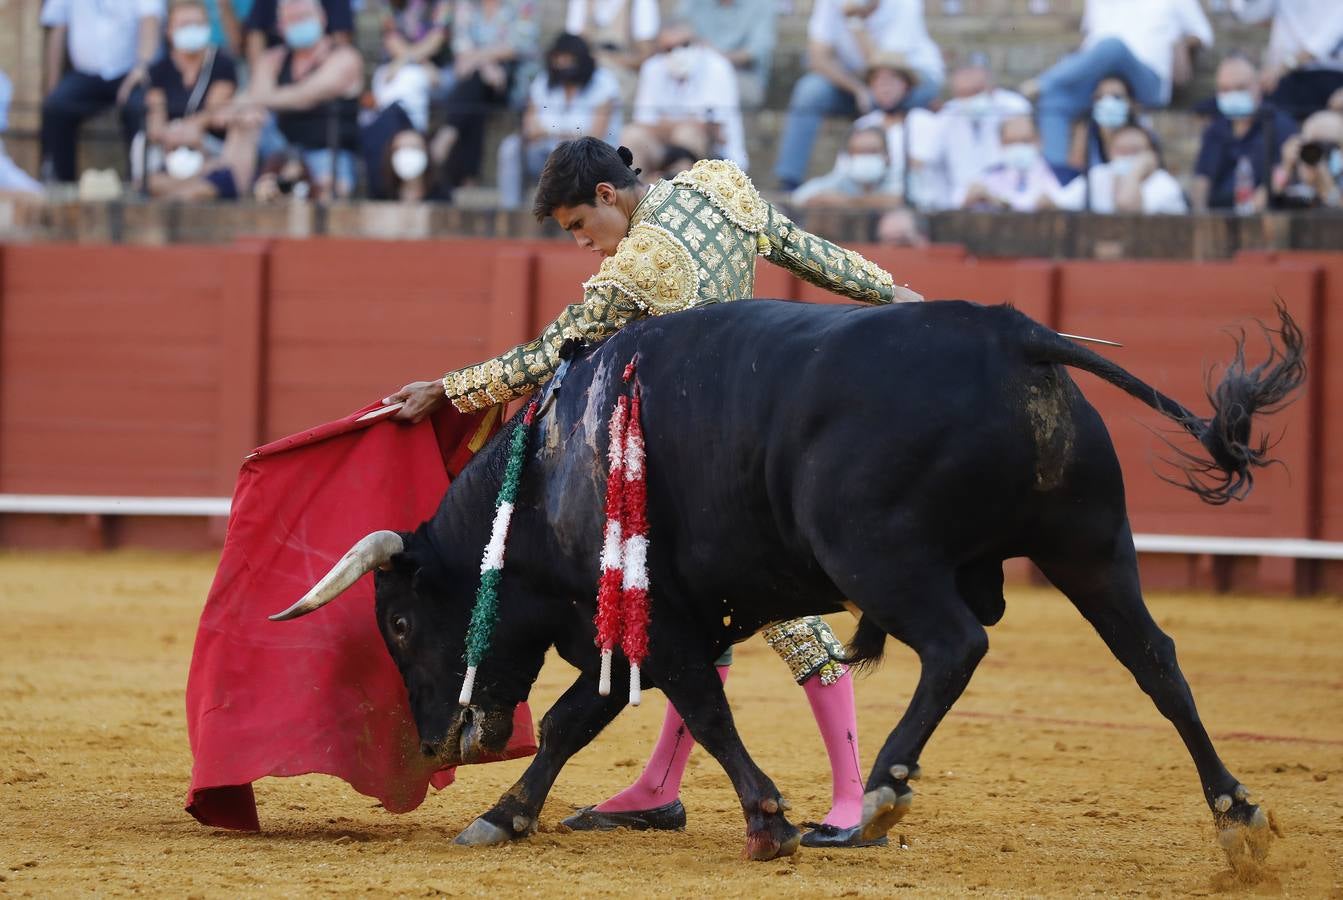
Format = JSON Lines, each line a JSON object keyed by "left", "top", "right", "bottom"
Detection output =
{"left": 926, "top": 88, "right": 1033, "bottom": 210}
{"left": 1054, "top": 161, "right": 1189, "bottom": 214}
{"left": 40, "top": 0, "right": 165, "bottom": 82}
{"left": 965, "top": 159, "right": 1062, "bottom": 211}
{"left": 1230, "top": 0, "right": 1343, "bottom": 72}
{"left": 1081, "top": 0, "right": 1213, "bottom": 102}
{"left": 529, "top": 67, "right": 623, "bottom": 144}
{"left": 808, "top": 0, "right": 944, "bottom": 82}
{"left": 853, "top": 108, "right": 939, "bottom": 176}
{"left": 566, "top": 0, "right": 661, "bottom": 44}
{"left": 632, "top": 45, "right": 748, "bottom": 168}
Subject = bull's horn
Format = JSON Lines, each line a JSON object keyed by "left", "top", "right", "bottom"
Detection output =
{"left": 268, "top": 530, "right": 405, "bottom": 621}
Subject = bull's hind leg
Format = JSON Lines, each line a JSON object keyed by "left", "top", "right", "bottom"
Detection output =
{"left": 1034, "top": 538, "right": 1272, "bottom": 871}
{"left": 657, "top": 658, "right": 801, "bottom": 861}
{"left": 827, "top": 564, "right": 990, "bottom": 844}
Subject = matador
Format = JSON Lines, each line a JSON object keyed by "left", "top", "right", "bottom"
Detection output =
{"left": 386, "top": 138, "right": 921, "bottom": 848}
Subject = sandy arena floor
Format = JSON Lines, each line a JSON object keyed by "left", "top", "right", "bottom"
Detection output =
{"left": 0, "top": 551, "right": 1340, "bottom": 897}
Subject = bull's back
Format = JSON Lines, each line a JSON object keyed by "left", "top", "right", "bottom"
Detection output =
{"left": 571, "top": 300, "right": 1057, "bottom": 577}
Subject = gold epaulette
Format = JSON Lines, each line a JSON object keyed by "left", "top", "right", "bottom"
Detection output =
{"left": 583, "top": 222, "right": 698, "bottom": 314}
{"left": 672, "top": 159, "right": 768, "bottom": 234}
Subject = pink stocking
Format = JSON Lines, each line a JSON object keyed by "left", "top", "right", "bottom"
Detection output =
{"left": 594, "top": 665, "right": 730, "bottom": 813}
{"left": 802, "top": 667, "right": 864, "bottom": 828}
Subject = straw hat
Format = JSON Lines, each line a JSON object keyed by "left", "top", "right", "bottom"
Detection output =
{"left": 865, "top": 51, "right": 920, "bottom": 86}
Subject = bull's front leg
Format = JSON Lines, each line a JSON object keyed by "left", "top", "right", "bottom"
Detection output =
{"left": 659, "top": 660, "right": 801, "bottom": 861}
{"left": 454, "top": 672, "right": 626, "bottom": 847}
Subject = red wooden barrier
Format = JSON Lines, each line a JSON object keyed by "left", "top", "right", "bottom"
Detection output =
{"left": 0, "top": 238, "right": 1337, "bottom": 594}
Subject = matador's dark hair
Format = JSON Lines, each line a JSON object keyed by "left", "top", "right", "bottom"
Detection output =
{"left": 532, "top": 137, "right": 641, "bottom": 222}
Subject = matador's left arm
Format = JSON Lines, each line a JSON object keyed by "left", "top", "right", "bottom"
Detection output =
{"left": 760, "top": 204, "right": 923, "bottom": 304}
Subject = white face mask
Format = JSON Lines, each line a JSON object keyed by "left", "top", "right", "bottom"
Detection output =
{"left": 1109, "top": 155, "right": 1138, "bottom": 177}
{"left": 1001, "top": 142, "right": 1039, "bottom": 172}
{"left": 664, "top": 45, "right": 698, "bottom": 80}
{"left": 172, "top": 23, "right": 212, "bottom": 53}
{"left": 963, "top": 91, "right": 994, "bottom": 119}
{"left": 391, "top": 146, "right": 428, "bottom": 181}
{"left": 844, "top": 153, "right": 888, "bottom": 185}
{"left": 164, "top": 146, "right": 204, "bottom": 180}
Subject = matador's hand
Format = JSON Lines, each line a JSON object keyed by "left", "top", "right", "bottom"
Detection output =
{"left": 385, "top": 380, "right": 447, "bottom": 423}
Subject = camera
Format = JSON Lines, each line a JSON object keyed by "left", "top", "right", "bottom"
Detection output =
{"left": 1298, "top": 140, "right": 1337, "bottom": 166}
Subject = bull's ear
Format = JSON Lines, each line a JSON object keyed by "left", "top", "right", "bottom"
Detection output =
{"left": 382, "top": 532, "right": 418, "bottom": 572}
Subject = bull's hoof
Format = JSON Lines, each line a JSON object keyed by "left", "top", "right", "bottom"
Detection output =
{"left": 452, "top": 816, "right": 514, "bottom": 847}
{"left": 745, "top": 821, "right": 801, "bottom": 861}
{"left": 1214, "top": 790, "right": 1273, "bottom": 874}
{"left": 859, "top": 784, "right": 914, "bottom": 843}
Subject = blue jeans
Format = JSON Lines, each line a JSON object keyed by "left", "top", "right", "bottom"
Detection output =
{"left": 257, "top": 114, "right": 358, "bottom": 196}
{"left": 774, "top": 70, "right": 944, "bottom": 188}
{"left": 1037, "top": 37, "right": 1164, "bottom": 168}
{"left": 41, "top": 71, "right": 145, "bottom": 182}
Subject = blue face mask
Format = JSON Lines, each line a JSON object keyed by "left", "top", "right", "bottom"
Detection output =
{"left": 1217, "top": 90, "right": 1257, "bottom": 119}
{"left": 171, "top": 23, "right": 212, "bottom": 53}
{"left": 1331, "top": 148, "right": 1343, "bottom": 179}
{"left": 1093, "top": 95, "right": 1129, "bottom": 130}
{"left": 282, "top": 17, "right": 323, "bottom": 50}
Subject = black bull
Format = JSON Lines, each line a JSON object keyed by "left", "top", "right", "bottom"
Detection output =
{"left": 273, "top": 299, "right": 1304, "bottom": 864}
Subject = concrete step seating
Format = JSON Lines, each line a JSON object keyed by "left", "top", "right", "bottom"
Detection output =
{"left": 64, "top": 0, "right": 1264, "bottom": 201}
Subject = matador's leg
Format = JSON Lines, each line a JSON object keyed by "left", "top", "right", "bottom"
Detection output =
{"left": 763, "top": 616, "right": 880, "bottom": 847}
{"left": 562, "top": 652, "right": 732, "bottom": 830}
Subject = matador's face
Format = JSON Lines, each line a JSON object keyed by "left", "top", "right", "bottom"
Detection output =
{"left": 553, "top": 184, "right": 632, "bottom": 258}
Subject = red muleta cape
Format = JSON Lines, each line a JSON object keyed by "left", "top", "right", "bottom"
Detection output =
{"left": 185, "top": 402, "right": 537, "bottom": 831}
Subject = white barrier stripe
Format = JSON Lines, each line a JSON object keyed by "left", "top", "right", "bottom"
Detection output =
{"left": 1, "top": 496, "right": 1342, "bottom": 561}
{"left": 1131, "top": 534, "right": 1343, "bottom": 561}
{"left": 0, "top": 495, "right": 231, "bottom": 516}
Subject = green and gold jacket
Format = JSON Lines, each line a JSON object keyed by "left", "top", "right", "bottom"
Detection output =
{"left": 442, "top": 159, "right": 912, "bottom": 413}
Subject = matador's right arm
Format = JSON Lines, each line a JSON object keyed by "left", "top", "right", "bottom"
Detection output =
{"left": 440, "top": 223, "right": 699, "bottom": 413}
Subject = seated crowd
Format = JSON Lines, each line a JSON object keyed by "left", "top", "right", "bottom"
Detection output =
{"left": 3, "top": 0, "right": 1340, "bottom": 219}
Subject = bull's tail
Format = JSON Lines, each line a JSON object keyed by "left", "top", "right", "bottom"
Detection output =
{"left": 842, "top": 614, "right": 887, "bottom": 672}
{"left": 1021, "top": 302, "right": 1306, "bottom": 505}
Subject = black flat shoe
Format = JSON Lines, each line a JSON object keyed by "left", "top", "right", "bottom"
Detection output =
{"left": 799, "top": 822, "right": 890, "bottom": 849}
{"left": 561, "top": 799, "right": 686, "bottom": 831}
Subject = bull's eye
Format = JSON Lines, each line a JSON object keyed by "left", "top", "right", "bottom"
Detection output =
{"left": 390, "top": 615, "right": 410, "bottom": 640}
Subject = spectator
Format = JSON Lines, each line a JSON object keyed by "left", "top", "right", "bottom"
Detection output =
{"left": 0, "top": 71, "right": 42, "bottom": 195}
{"left": 792, "top": 125, "right": 904, "bottom": 209}
{"left": 138, "top": 0, "right": 239, "bottom": 188}
{"left": 244, "top": 0, "right": 352, "bottom": 68}
{"left": 959, "top": 116, "right": 1062, "bottom": 211}
{"left": 1192, "top": 54, "right": 1299, "bottom": 212}
{"left": 659, "top": 144, "right": 699, "bottom": 178}
{"left": 1027, "top": 0, "right": 1213, "bottom": 168}
{"left": 39, "top": 0, "right": 164, "bottom": 183}
{"left": 1055, "top": 123, "right": 1188, "bottom": 213}
{"left": 774, "top": 0, "right": 945, "bottom": 191}
{"left": 620, "top": 22, "right": 747, "bottom": 173}
{"left": 232, "top": 0, "right": 364, "bottom": 198}
{"left": 140, "top": 100, "right": 266, "bottom": 200}
{"left": 1272, "top": 109, "right": 1343, "bottom": 207}
{"left": 876, "top": 207, "right": 928, "bottom": 246}
{"left": 1068, "top": 75, "right": 1147, "bottom": 171}
{"left": 497, "top": 33, "right": 620, "bottom": 209}
{"left": 677, "top": 0, "right": 777, "bottom": 108}
{"left": 851, "top": 53, "right": 940, "bottom": 207}
{"left": 372, "top": 0, "right": 453, "bottom": 135}
{"left": 921, "top": 57, "right": 1032, "bottom": 209}
{"left": 429, "top": 0, "right": 539, "bottom": 195}
{"left": 1230, "top": 0, "right": 1343, "bottom": 121}
{"left": 380, "top": 125, "right": 436, "bottom": 202}
{"left": 565, "top": 0, "right": 660, "bottom": 101}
